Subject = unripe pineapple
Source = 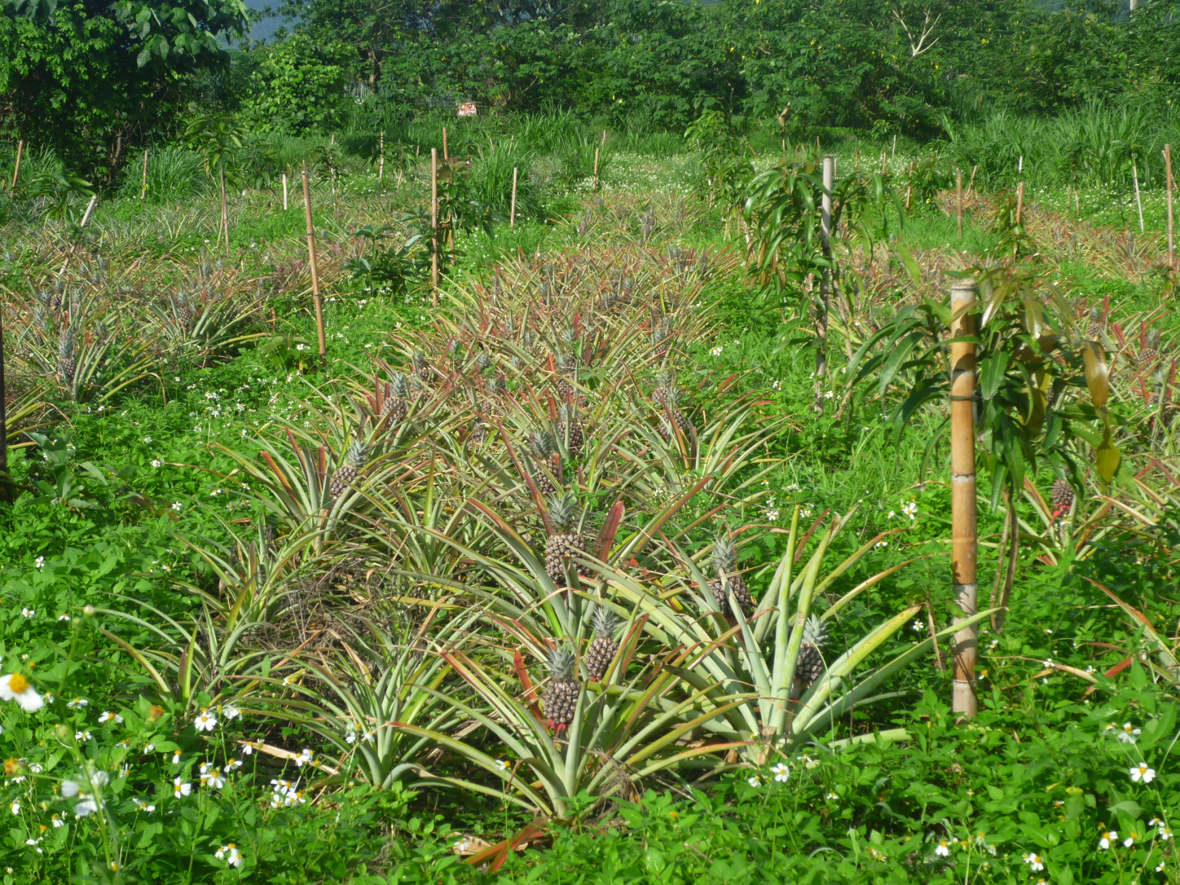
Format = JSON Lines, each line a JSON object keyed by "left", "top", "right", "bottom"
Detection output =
{"left": 1086, "top": 305, "right": 1104, "bottom": 340}
{"left": 527, "top": 429, "right": 560, "bottom": 496}
{"left": 1139, "top": 330, "right": 1161, "bottom": 368}
{"left": 541, "top": 645, "right": 580, "bottom": 733}
{"left": 585, "top": 607, "right": 620, "bottom": 682}
{"left": 49, "top": 281, "right": 64, "bottom": 313}
{"left": 651, "top": 371, "right": 675, "bottom": 408}
{"left": 555, "top": 352, "right": 577, "bottom": 401}
{"left": 796, "top": 614, "right": 827, "bottom": 689}
{"left": 412, "top": 351, "right": 431, "bottom": 383}
{"left": 545, "top": 494, "right": 591, "bottom": 586}
{"left": 58, "top": 329, "right": 76, "bottom": 382}
{"left": 658, "top": 387, "right": 692, "bottom": 439}
{"left": 559, "top": 403, "right": 584, "bottom": 457}
{"left": 330, "top": 440, "right": 367, "bottom": 499}
{"left": 381, "top": 373, "right": 410, "bottom": 424}
{"left": 175, "top": 292, "right": 195, "bottom": 328}
{"left": 1051, "top": 478, "right": 1074, "bottom": 511}
{"left": 476, "top": 350, "right": 491, "bottom": 373}
{"left": 708, "top": 535, "right": 753, "bottom": 617}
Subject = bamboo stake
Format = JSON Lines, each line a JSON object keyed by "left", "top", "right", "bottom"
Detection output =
{"left": 431, "top": 148, "right": 439, "bottom": 306}
{"left": 967, "top": 164, "right": 977, "bottom": 197}
{"left": 1133, "top": 162, "right": 1144, "bottom": 233}
{"left": 904, "top": 161, "right": 915, "bottom": 211}
{"left": 58, "top": 194, "right": 98, "bottom": 275}
{"left": 881, "top": 152, "right": 887, "bottom": 175}
{"left": 282, "top": 173, "right": 288, "bottom": 211}
{"left": 601, "top": 129, "right": 607, "bottom": 147}
{"left": 509, "top": 166, "right": 518, "bottom": 229}
{"left": 1015, "top": 181, "right": 1025, "bottom": 226}
{"left": 956, "top": 168, "right": 963, "bottom": 241}
{"left": 301, "top": 163, "right": 327, "bottom": 362}
{"left": 891, "top": 133, "right": 896, "bottom": 159}
{"left": 816, "top": 154, "right": 834, "bottom": 412}
{"left": 218, "top": 158, "right": 230, "bottom": 251}
{"left": 378, "top": 131, "right": 385, "bottom": 196}
{"left": 949, "top": 277, "right": 978, "bottom": 719}
{"left": 442, "top": 127, "right": 449, "bottom": 161}
{"left": 593, "top": 146, "right": 600, "bottom": 192}
{"left": 11, "top": 139, "right": 22, "bottom": 191}
{"left": 854, "top": 143, "right": 859, "bottom": 172}
{"left": 0, "top": 299, "right": 9, "bottom": 504}
{"left": 1166, "top": 145, "right": 1175, "bottom": 270}
{"left": 140, "top": 149, "right": 149, "bottom": 201}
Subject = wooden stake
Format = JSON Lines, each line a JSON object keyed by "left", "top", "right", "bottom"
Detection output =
{"left": 509, "top": 166, "right": 518, "bottom": 229}
{"left": 282, "top": 173, "right": 288, "bottom": 211}
{"left": 967, "top": 165, "right": 977, "bottom": 197}
{"left": 140, "top": 149, "right": 149, "bottom": 201}
{"left": 58, "top": 194, "right": 98, "bottom": 275}
{"left": 442, "top": 127, "right": 449, "bottom": 161}
{"left": 1075, "top": 187, "right": 1080, "bottom": 216}
{"left": 881, "top": 152, "right": 887, "bottom": 175}
{"left": 378, "top": 131, "right": 385, "bottom": 196}
{"left": 601, "top": 129, "right": 607, "bottom": 147}
{"left": 854, "top": 143, "right": 859, "bottom": 171}
{"left": 301, "top": 163, "right": 327, "bottom": 362}
{"left": 956, "top": 168, "right": 963, "bottom": 241}
{"left": 218, "top": 158, "right": 230, "bottom": 251}
{"left": 431, "top": 148, "right": 439, "bottom": 306}
{"left": 816, "top": 154, "right": 834, "bottom": 412}
{"left": 904, "top": 161, "right": 915, "bottom": 211}
{"left": 1133, "top": 161, "right": 1144, "bottom": 233}
{"left": 892, "top": 133, "right": 896, "bottom": 159}
{"left": 1166, "top": 145, "right": 1175, "bottom": 269}
{"left": 593, "top": 146, "right": 600, "bottom": 192}
{"left": 949, "top": 277, "right": 978, "bottom": 719}
{"left": 10, "top": 139, "right": 22, "bottom": 191}
{"left": 1015, "top": 182, "right": 1025, "bottom": 226}
{"left": 0, "top": 298, "right": 9, "bottom": 504}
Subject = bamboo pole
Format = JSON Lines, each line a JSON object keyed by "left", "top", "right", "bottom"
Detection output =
{"left": 10, "top": 140, "right": 22, "bottom": 191}
{"left": 282, "top": 173, "right": 288, "bottom": 211}
{"left": 967, "top": 165, "right": 977, "bottom": 197}
{"left": 442, "top": 127, "right": 449, "bottom": 161}
{"left": 601, "top": 129, "right": 607, "bottom": 147}
{"left": 1015, "top": 181, "right": 1025, "bottom": 226}
{"left": 1132, "top": 162, "right": 1144, "bottom": 233}
{"left": 140, "top": 149, "right": 149, "bottom": 200}
{"left": 58, "top": 194, "right": 98, "bottom": 275}
{"left": 218, "top": 158, "right": 229, "bottom": 250}
{"left": 956, "top": 168, "right": 963, "bottom": 241}
{"left": 0, "top": 299, "right": 9, "bottom": 504}
{"left": 904, "top": 160, "right": 915, "bottom": 211}
{"left": 301, "top": 163, "right": 327, "bottom": 362}
{"left": 430, "top": 148, "right": 439, "bottom": 306}
{"left": 891, "top": 133, "right": 896, "bottom": 159}
{"left": 593, "top": 146, "right": 600, "bottom": 192}
{"left": 816, "top": 154, "right": 834, "bottom": 412}
{"left": 1164, "top": 145, "right": 1174, "bottom": 269}
{"left": 510, "top": 166, "right": 518, "bottom": 229}
{"left": 949, "top": 277, "right": 978, "bottom": 719}
{"left": 881, "top": 152, "right": 887, "bottom": 176}
{"left": 378, "top": 130, "right": 385, "bottom": 196}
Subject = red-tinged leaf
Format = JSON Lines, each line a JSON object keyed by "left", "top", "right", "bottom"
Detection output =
{"left": 513, "top": 650, "right": 544, "bottom": 719}
{"left": 595, "top": 500, "right": 625, "bottom": 560}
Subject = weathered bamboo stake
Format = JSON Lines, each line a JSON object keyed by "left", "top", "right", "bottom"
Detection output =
{"left": 816, "top": 154, "right": 834, "bottom": 413}
{"left": 431, "top": 148, "right": 439, "bottom": 306}
{"left": 593, "top": 146, "right": 600, "bottom": 192}
{"left": 218, "top": 158, "right": 230, "bottom": 250}
{"left": 1166, "top": 145, "right": 1175, "bottom": 269}
{"left": 881, "top": 152, "right": 887, "bottom": 175}
{"left": 1133, "top": 162, "right": 1144, "bottom": 233}
{"left": 282, "top": 173, "right": 288, "bottom": 211}
{"left": 59, "top": 194, "right": 98, "bottom": 274}
{"left": 891, "top": 133, "right": 897, "bottom": 159}
{"left": 301, "top": 163, "right": 327, "bottom": 362}
{"left": 1015, "top": 181, "right": 1025, "bottom": 226}
{"left": 967, "top": 164, "right": 977, "bottom": 196}
{"left": 956, "top": 168, "right": 963, "bottom": 241}
{"left": 442, "top": 127, "right": 449, "bottom": 161}
{"left": 378, "top": 131, "right": 385, "bottom": 196}
{"left": 949, "top": 277, "right": 978, "bottom": 719}
{"left": 140, "top": 149, "right": 149, "bottom": 201}
{"left": 0, "top": 300, "right": 9, "bottom": 504}
{"left": 904, "top": 160, "right": 915, "bottom": 211}
{"left": 509, "top": 166, "right": 518, "bottom": 229}
{"left": 854, "top": 143, "right": 859, "bottom": 172}
{"left": 11, "top": 140, "right": 23, "bottom": 191}
{"left": 601, "top": 129, "right": 607, "bottom": 147}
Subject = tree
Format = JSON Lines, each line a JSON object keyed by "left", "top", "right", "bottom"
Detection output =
{"left": 0, "top": 0, "right": 248, "bottom": 177}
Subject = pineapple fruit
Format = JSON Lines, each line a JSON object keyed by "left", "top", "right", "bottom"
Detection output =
{"left": 1139, "top": 330, "right": 1161, "bottom": 368}
{"left": 542, "top": 645, "right": 580, "bottom": 733}
{"left": 381, "top": 373, "right": 411, "bottom": 424}
{"left": 651, "top": 370, "right": 675, "bottom": 408}
{"left": 175, "top": 292, "right": 195, "bottom": 328}
{"left": 1051, "top": 478, "right": 1074, "bottom": 513}
{"left": 330, "top": 440, "right": 367, "bottom": 499}
{"left": 559, "top": 403, "right": 584, "bottom": 457}
{"left": 545, "top": 494, "right": 591, "bottom": 586}
{"left": 708, "top": 535, "right": 753, "bottom": 617}
{"left": 555, "top": 352, "right": 577, "bottom": 400}
{"left": 527, "top": 429, "right": 561, "bottom": 496}
{"left": 585, "top": 606, "right": 620, "bottom": 682}
{"left": 796, "top": 614, "right": 827, "bottom": 690}
{"left": 58, "top": 329, "right": 76, "bottom": 383}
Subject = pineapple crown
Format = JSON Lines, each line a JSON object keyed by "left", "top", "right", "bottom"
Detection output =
{"left": 1147, "top": 329, "right": 1161, "bottom": 348}
{"left": 547, "top": 644, "right": 577, "bottom": 681}
{"left": 712, "top": 535, "right": 738, "bottom": 575}
{"left": 476, "top": 350, "right": 491, "bottom": 372}
{"left": 390, "top": 372, "right": 410, "bottom": 398}
{"left": 590, "top": 605, "right": 620, "bottom": 638}
{"left": 485, "top": 376, "right": 505, "bottom": 397}
{"left": 547, "top": 493, "right": 581, "bottom": 533}
{"left": 655, "top": 370, "right": 676, "bottom": 390}
{"left": 344, "top": 439, "right": 368, "bottom": 468}
{"left": 412, "top": 351, "right": 428, "bottom": 371}
{"left": 58, "top": 328, "right": 74, "bottom": 355}
{"left": 801, "top": 613, "right": 827, "bottom": 649}
{"left": 527, "top": 428, "right": 558, "bottom": 460}
{"left": 557, "top": 351, "right": 577, "bottom": 375}
{"left": 558, "top": 402, "right": 579, "bottom": 425}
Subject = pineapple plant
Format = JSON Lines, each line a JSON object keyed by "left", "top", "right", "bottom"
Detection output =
{"left": 708, "top": 535, "right": 753, "bottom": 617}
{"left": 1139, "top": 329, "right": 1161, "bottom": 368}
{"left": 57, "top": 328, "right": 76, "bottom": 383}
{"left": 175, "top": 292, "right": 195, "bottom": 328}
{"left": 541, "top": 645, "right": 580, "bottom": 733}
{"left": 585, "top": 606, "right": 620, "bottom": 682}
{"left": 658, "top": 387, "right": 692, "bottom": 439}
{"left": 412, "top": 351, "right": 431, "bottom": 383}
{"left": 545, "top": 493, "right": 591, "bottom": 585}
{"left": 527, "top": 429, "right": 561, "bottom": 495}
{"left": 555, "top": 352, "right": 577, "bottom": 400}
{"left": 796, "top": 614, "right": 827, "bottom": 690}
{"left": 330, "top": 440, "right": 368, "bottom": 499}
{"left": 558, "top": 403, "right": 584, "bottom": 457}
{"left": 381, "top": 373, "right": 411, "bottom": 424}
{"left": 1086, "top": 305, "right": 1104, "bottom": 340}
{"left": 651, "top": 370, "right": 675, "bottom": 408}
{"left": 1051, "top": 478, "right": 1074, "bottom": 514}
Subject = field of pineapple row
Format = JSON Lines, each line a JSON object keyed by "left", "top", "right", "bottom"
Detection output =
{"left": 1, "top": 122, "right": 1179, "bottom": 883}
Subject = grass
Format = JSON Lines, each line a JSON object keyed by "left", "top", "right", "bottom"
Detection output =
{"left": 0, "top": 120, "right": 1178, "bottom": 883}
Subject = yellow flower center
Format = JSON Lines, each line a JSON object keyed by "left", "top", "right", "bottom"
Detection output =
{"left": 8, "top": 674, "right": 29, "bottom": 694}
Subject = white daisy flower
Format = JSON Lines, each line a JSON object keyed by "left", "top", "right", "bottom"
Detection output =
{"left": 173, "top": 778, "right": 192, "bottom": 798}
{"left": 0, "top": 674, "right": 44, "bottom": 712}
{"left": 1131, "top": 763, "right": 1156, "bottom": 783}
{"left": 935, "top": 841, "right": 950, "bottom": 857}
{"left": 193, "top": 710, "right": 217, "bottom": 732}
{"left": 771, "top": 762, "right": 789, "bottom": 783}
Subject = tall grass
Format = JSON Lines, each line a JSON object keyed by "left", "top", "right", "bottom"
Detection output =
{"left": 117, "top": 147, "right": 207, "bottom": 203}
